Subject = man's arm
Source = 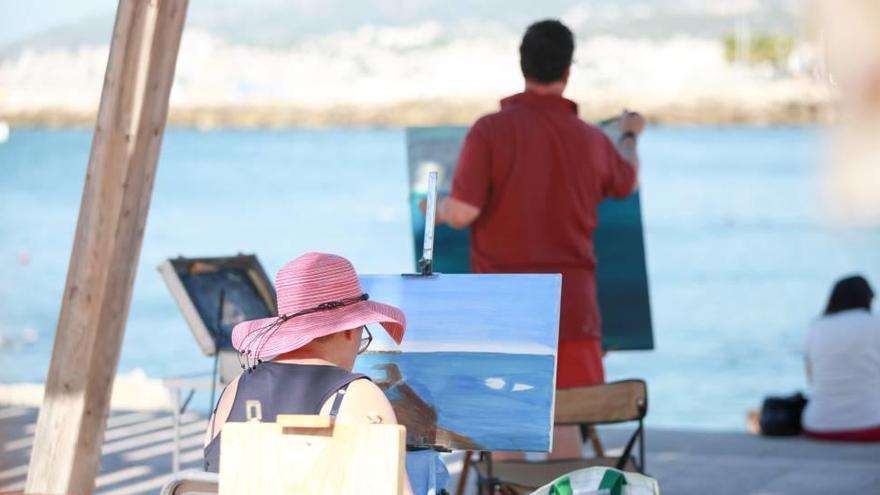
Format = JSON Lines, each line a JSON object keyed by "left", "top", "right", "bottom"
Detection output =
{"left": 441, "top": 118, "right": 491, "bottom": 229}
{"left": 437, "top": 196, "right": 480, "bottom": 229}
{"left": 418, "top": 196, "right": 480, "bottom": 229}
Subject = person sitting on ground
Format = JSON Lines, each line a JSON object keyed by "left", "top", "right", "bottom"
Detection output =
{"left": 803, "top": 274, "right": 880, "bottom": 441}
{"left": 203, "top": 252, "right": 431, "bottom": 493}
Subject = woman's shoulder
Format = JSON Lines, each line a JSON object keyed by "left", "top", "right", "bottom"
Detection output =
{"left": 336, "top": 378, "right": 399, "bottom": 425}
{"left": 808, "top": 310, "right": 880, "bottom": 345}
{"left": 815, "top": 309, "right": 878, "bottom": 326}
{"left": 345, "top": 378, "right": 392, "bottom": 404}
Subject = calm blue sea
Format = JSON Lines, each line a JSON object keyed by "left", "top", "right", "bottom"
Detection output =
{"left": 1, "top": 126, "right": 879, "bottom": 431}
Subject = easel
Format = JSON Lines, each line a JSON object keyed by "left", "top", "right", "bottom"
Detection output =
{"left": 218, "top": 402, "right": 406, "bottom": 494}
{"left": 403, "top": 171, "right": 453, "bottom": 494}
{"left": 415, "top": 171, "right": 439, "bottom": 277}
{"left": 157, "top": 254, "right": 277, "bottom": 474}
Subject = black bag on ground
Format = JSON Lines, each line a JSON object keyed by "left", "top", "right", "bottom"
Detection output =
{"left": 759, "top": 392, "right": 808, "bottom": 436}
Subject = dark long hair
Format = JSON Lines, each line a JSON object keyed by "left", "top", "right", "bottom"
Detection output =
{"left": 824, "top": 275, "right": 874, "bottom": 315}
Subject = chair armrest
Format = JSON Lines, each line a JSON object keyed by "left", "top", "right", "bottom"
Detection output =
{"left": 160, "top": 470, "right": 219, "bottom": 495}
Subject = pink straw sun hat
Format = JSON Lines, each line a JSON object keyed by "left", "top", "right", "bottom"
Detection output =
{"left": 231, "top": 252, "right": 405, "bottom": 360}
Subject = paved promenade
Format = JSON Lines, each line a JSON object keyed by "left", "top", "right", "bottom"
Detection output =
{"left": 3, "top": 406, "right": 879, "bottom": 494}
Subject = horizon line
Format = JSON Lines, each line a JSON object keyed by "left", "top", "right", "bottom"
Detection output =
{"left": 369, "top": 341, "right": 555, "bottom": 355}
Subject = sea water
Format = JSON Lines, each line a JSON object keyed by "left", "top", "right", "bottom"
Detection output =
{"left": 1, "top": 126, "right": 879, "bottom": 431}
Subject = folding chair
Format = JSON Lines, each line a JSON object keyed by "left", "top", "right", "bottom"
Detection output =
{"left": 468, "top": 379, "right": 648, "bottom": 495}
{"left": 160, "top": 471, "right": 219, "bottom": 495}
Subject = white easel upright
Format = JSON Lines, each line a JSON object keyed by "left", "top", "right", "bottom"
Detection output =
{"left": 418, "top": 171, "right": 439, "bottom": 276}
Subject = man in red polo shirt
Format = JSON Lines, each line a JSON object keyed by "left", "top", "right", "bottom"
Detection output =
{"left": 434, "top": 19, "right": 644, "bottom": 457}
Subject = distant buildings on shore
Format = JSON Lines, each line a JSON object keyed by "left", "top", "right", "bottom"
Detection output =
{"left": 0, "top": 25, "right": 832, "bottom": 126}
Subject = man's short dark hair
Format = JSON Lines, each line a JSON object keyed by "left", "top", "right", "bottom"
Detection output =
{"left": 519, "top": 20, "right": 574, "bottom": 83}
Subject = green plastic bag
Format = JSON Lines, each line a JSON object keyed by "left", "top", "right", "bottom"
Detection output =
{"left": 536, "top": 467, "right": 660, "bottom": 495}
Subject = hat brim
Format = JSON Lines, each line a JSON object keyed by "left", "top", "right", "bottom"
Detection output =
{"left": 231, "top": 300, "right": 405, "bottom": 359}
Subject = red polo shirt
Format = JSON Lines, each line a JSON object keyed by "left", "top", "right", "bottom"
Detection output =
{"left": 450, "top": 91, "right": 636, "bottom": 342}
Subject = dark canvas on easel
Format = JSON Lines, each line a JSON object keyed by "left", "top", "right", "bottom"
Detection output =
{"left": 405, "top": 126, "right": 653, "bottom": 351}
{"left": 159, "top": 255, "right": 277, "bottom": 355}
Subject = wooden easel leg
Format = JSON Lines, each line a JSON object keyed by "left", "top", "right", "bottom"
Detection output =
{"left": 455, "top": 450, "right": 473, "bottom": 495}
{"left": 588, "top": 426, "right": 605, "bottom": 457}
{"left": 25, "top": 1, "right": 188, "bottom": 493}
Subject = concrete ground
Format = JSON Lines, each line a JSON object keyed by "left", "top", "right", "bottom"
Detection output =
{"left": 3, "top": 406, "right": 879, "bottom": 494}
{"left": 596, "top": 426, "right": 880, "bottom": 495}
{"left": 1, "top": 406, "right": 206, "bottom": 495}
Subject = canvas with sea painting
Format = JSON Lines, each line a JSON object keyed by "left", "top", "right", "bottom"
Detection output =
{"left": 355, "top": 273, "right": 561, "bottom": 452}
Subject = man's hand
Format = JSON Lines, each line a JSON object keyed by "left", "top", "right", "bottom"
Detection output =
{"left": 615, "top": 109, "right": 643, "bottom": 193}
{"left": 417, "top": 198, "right": 444, "bottom": 224}
{"left": 618, "top": 109, "right": 645, "bottom": 136}
{"left": 418, "top": 196, "right": 480, "bottom": 229}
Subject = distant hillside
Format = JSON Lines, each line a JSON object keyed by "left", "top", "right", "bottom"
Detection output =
{"left": 1, "top": 0, "right": 805, "bottom": 55}
{"left": 0, "top": 1, "right": 827, "bottom": 126}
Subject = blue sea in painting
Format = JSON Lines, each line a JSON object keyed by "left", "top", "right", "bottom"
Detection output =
{"left": 355, "top": 351, "right": 555, "bottom": 452}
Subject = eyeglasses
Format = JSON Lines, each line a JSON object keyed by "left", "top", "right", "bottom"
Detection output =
{"left": 358, "top": 326, "right": 373, "bottom": 354}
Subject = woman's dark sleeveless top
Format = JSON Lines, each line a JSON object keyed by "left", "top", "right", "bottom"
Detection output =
{"left": 203, "top": 362, "right": 367, "bottom": 472}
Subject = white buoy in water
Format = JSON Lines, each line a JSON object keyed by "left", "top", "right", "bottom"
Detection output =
{"left": 0, "top": 121, "right": 9, "bottom": 143}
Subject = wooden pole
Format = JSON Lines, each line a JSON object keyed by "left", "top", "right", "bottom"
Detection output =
{"left": 25, "top": 1, "right": 188, "bottom": 493}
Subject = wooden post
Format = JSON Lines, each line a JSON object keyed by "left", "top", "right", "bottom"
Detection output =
{"left": 25, "top": 1, "right": 188, "bottom": 493}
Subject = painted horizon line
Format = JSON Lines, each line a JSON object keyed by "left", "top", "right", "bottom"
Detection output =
{"left": 368, "top": 341, "right": 555, "bottom": 355}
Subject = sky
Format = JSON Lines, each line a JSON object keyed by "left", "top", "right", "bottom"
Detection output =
{"left": 359, "top": 274, "right": 561, "bottom": 353}
{"left": 0, "top": 0, "right": 279, "bottom": 46}
{"left": 0, "top": 0, "right": 112, "bottom": 46}
{"left": 0, "top": 0, "right": 802, "bottom": 48}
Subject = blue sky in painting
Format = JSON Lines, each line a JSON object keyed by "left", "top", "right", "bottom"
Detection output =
{"left": 359, "top": 273, "right": 561, "bottom": 354}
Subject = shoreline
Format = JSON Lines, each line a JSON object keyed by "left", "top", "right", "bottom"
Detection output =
{"left": 1, "top": 97, "right": 834, "bottom": 129}
{"left": 0, "top": 369, "right": 172, "bottom": 411}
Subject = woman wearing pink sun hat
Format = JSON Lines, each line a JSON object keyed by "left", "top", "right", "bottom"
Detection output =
{"left": 202, "top": 252, "right": 414, "bottom": 493}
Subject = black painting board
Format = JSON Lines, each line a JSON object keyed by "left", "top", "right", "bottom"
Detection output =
{"left": 158, "top": 255, "right": 277, "bottom": 355}
{"left": 405, "top": 126, "right": 654, "bottom": 350}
